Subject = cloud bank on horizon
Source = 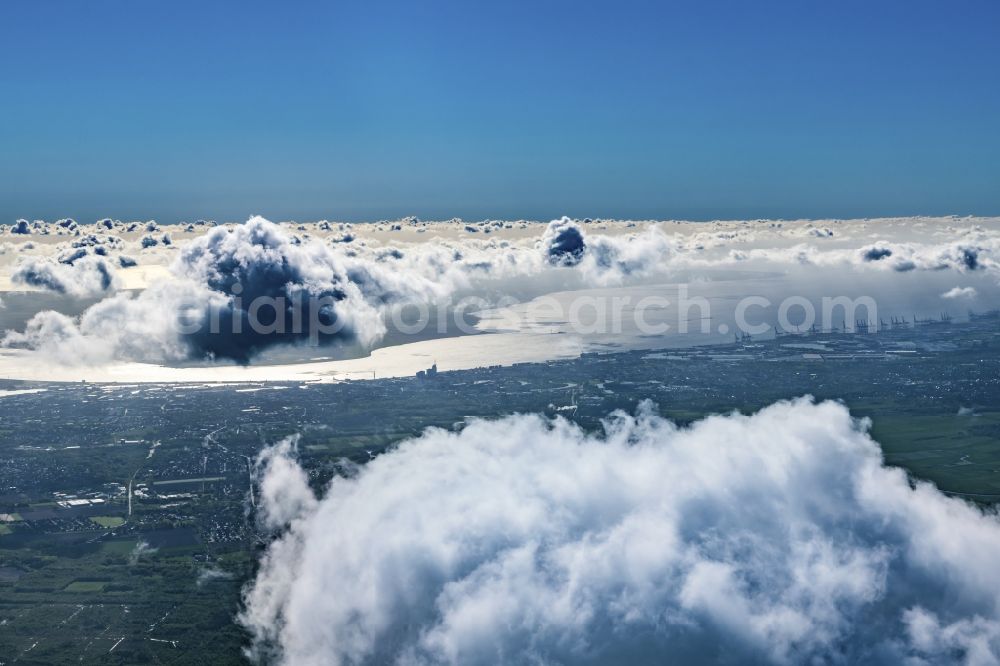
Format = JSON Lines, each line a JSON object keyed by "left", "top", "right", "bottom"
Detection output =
{"left": 1, "top": 215, "right": 998, "bottom": 365}
{"left": 241, "top": 398, "right": 1000, "bottom": 666}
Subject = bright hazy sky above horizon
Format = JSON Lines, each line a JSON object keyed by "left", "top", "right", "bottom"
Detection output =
{"left": 1, "top": 0, "right": 998, "bottom": 224}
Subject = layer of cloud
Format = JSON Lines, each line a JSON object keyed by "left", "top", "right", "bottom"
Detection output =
{"left": 5, "top": 216, "right": 1000, "bottom": 366}
{"left": 241, "top": 398, "right": 1000, "bottom": 665}
{"left": 1, "top": 218, "right": 679, "bottom": 364}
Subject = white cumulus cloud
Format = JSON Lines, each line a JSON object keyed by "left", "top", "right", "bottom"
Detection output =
{"left": 241, "top": 398, "right": 1000, "bottom": 666}
{"left": 942, "top": 286, "right": 978, "bottom": 300}
{"left": 12, "top": 254, "right": 118, "bottom": 297}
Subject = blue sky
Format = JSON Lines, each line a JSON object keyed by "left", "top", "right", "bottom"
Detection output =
{"left": 1, "top": 0, "right": 998, "bottom": 223}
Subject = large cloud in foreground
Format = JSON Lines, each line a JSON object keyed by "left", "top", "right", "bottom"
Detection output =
{"left": 242, "top": 398, "right": 1000, "bottom": 666}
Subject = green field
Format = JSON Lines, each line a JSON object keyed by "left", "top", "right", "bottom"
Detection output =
{"left": 99, "top": 539, "right": 138, "bottom": 555}
{"left": 870, "top": 410, "right": 1000, "bottom": 498}
{"left": 89, "top": 516, "right": 126, "bottom": 528}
